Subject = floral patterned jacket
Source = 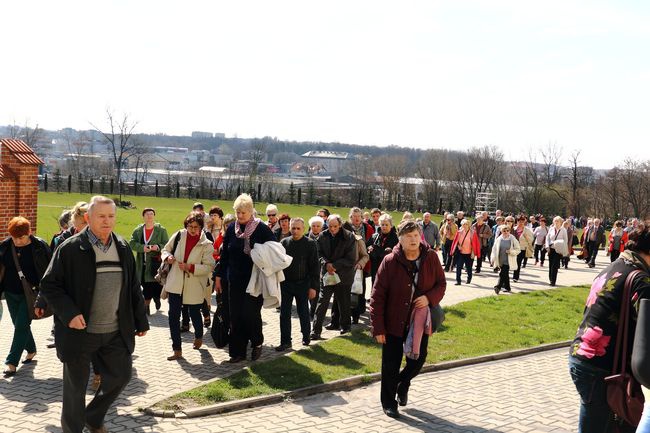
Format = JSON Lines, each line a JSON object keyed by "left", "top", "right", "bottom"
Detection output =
{"left": 570, "top": 250, "right": 650, "bottom": 371}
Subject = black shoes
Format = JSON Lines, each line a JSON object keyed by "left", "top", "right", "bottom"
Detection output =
{"left": 275, "top": 343, "right": 292, "bottom": 352}
{"left": 340, "top": 329, "right": 351, "bottom": 335}
{"left": 383, "top": 407, "right": 400, "bottom": 419}
{"left": 154, "top": 298, "right": 161, "bottom": 310}
{"left": 302, "top": 339, "right": 310, "bottom": 346}
{"left": 494, "top": 286, "right": 501, "bottom": 295}
{"left": 352, "top": 315, "right": 359, "bottom": 325}
{"left": 251, "top": 345, "right": 263, "bottom": 361}
{"left": 397, "top": 383, "right": 409, "bottom": 406}
{"left": 454, "top": 282, "right": 461, "bottom": 286}
{"left": 325, "top": 323, "right": 339, "bottom": 331}
{"left": 226, "top": 356, "right": 245, "bottom": 364}
{"left": 310, "top": 333, "right": 323, "bottom": 340}
{"left": 180, "top": 324, "right": 190, "bottom": 333}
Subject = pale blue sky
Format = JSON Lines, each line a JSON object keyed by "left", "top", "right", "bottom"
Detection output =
{"left": 2, "top": 1, "right": 648, "bottom": 168}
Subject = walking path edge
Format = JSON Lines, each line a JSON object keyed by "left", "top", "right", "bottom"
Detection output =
{"left": 143, "top": 339, "right": 572, "bottom": 419}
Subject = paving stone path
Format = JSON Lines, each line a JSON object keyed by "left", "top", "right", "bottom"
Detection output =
{"left": 0, "top": 252, "right": 608, "bottom": 432}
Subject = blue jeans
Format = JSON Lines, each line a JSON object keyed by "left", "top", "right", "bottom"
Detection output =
{"left": 280, "top": 281, "right": 311, "bottom": 344}
{"left": 168, "top": 293, "right": 203, "bottom": 351}
{"left": 455, "top": 253, "right": 472, "bottom": 283}
{"left": 568, "top": 356, "right": 626, "bottom": 433}
{"left": 638, "top": 403, "right": 650, "bottom": 433}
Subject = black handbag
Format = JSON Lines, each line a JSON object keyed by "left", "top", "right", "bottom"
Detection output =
{"left": 210, "top": 291, "right": 229, "bottom": 348}
{"left": 11, "top": 243, "right": 53, "bottom": 320}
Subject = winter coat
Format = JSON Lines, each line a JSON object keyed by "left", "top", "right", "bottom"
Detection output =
{"left": 161, "top": 230, "right": 215, "bottom": 305}
{"left": 367, "top": 228, "right": 399, "bottom": 278}
{"left": 317, "top": 228, "right": 357, "bottom": 286}
{"left": 246, "top": 241, "right": 292, "bottom": 308}
{"left": 370, "top": 242, "right": 446, "bottom": 338}
{"left": 39, "top": 228, "right": 149, "bottom": 362}
{"left": 491, "top": 235, "right": 521, "bottom": 268}
{"left": 129, "top": 223, "right": 169, "bottom": 284}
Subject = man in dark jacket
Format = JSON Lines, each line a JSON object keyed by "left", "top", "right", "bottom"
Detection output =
{"left": 311, "top": 214, "right": 357, "bottom": 339}
{"left": 277, "top": 218, "right": 320, "bottom": 351}
{"left": 370, "top": 221, "right": 446, "bottom": 419}
{"left": 585, "top": 218, "right": 606, "bottom": 268}
{"left": 40, "top": 196, "right": 149, "bottom": 433}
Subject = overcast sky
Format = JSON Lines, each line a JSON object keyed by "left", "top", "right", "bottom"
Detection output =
{"left": 2, "top": 1, "right": 649, "bottom": 169}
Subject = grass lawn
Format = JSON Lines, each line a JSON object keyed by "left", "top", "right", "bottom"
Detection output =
{"left": 36, "top": 192, "right": 444, "bottom": 242}
{"left": 156, "top": 285, "right": 588, "bottom": 410}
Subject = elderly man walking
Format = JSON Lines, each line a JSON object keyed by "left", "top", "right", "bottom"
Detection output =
{"left": 419, "top": 212, "right": 440, "bottom": 250}
{"left": 40, "top": 196, "right": 149, "bottom": 433}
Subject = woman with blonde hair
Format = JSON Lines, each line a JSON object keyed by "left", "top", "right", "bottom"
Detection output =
{"left": 215, "top": 194, "right": 276, "bottom": 363}
{"left": 546, "top": 216, "right": 569, "bottom": 286}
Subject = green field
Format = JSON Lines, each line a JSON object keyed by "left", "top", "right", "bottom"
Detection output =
{"left": 36, "top": 192, "right": 441, "bottom": 242}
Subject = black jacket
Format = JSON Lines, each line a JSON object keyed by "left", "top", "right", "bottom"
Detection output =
{"left": 367, "top": 228, "right": 399, "bottom": 277}
{"left": 0, "top": 235, "right": 52, "bottom": 298}
{"left": 39, "top": 228, "right": 149, "bottom": 362}
{"left": 281, "top": 236, "right": 320, "bottom": 290}
{"left": 317, "top": 228, "right": 357, "bottom": 285}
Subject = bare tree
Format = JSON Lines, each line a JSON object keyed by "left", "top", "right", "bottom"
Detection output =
{"left": 9, "top": 119, "right": 43, "bottom": 150}
{"left": 417, "top": 149, "right": 449, "bottom": 212}
{"left": 618, "top": 159, "right": 649, "bottom": 218}
{"left": 90, "top": 109, "right": 138, "bottom": 201}
{"left": 375, "top": 155, "right": 408, "bottom": 209}
{"left": 453, "top": 145, "right": 504, "bottom": 212}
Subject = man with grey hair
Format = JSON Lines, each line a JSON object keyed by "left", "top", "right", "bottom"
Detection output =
{"left": 311, "top": 214, "right": 357, "bottom": 339}
{"left": 276, "top": 218, "right": 320, "bottom": 351}
{"left": 419, "top": 212, "right": 440, "bottom": 250}
{"left": 41, "top": 196, "right": 149, "bottom": 433}
{"left": 585, "top": 217, "right": 606, "bottom": 268}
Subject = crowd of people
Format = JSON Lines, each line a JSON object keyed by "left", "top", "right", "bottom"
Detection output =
{"left": 0, "top": 194, "right": 647, "bottom": 430}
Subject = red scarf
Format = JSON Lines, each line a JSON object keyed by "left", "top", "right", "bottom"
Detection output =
{"left": 235, "top": 217, "right": 261, "bottom": 255}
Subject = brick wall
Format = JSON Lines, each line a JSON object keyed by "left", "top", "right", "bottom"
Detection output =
{"left": 0, "top": 141, "right": 41, "bottom": 239}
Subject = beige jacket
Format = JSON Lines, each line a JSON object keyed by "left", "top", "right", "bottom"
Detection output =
{"left": 516, "top": 226, "right": 535, "bottom": 258}
{"left": 355, "top": 234, "right": 370, "bottom": 269}
{"left": 161, "top": 230, "right": 215, "bottom": 305}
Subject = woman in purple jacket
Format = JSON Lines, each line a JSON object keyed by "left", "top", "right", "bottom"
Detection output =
{"left": 370, "top": 221, "right": 446, "bottom": 419}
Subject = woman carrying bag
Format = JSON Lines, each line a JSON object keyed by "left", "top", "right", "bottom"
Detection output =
{"left": 0, "top": 217, "right": 52, "bottom": 377}
{"left": 161, "top": 211, "right": 215, "bottom": 361}
{"left": 568, "top": 221, "right": 650, "bottom": 432}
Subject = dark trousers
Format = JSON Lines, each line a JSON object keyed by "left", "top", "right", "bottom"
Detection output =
{"left": 534, "top": 244, "right": 546, "bottom": 265}
{"left": 455, "top": 253, "right": 473, "bottom": 283}
{"left": 182, "top": 300, "right": 211, "bottom": 325}
{"left": 561, "top": 255, "right": 570, "bottom": 268}
{"left": 62, "top": 331, "right": 132, "bottom": 433}
{"left": 548, "top": 249, "right": 561, "bottom": 285}
{"left": 610, "top": 250, "right": 620, "bottom": 263}
{"left": 331, "top": 275, "right": 367, "bottom": 324}
{"left": 476, "top": 246, "right": 489, "bottom": 272}
{"left": 443, "top": 239, "right": 453, "bottom": 270}
{"left": 280, "top": 280, "right": 311, "bottom": 344}
{"left": 4, "top": 291, "right": 36, "bottom": 367}
{"left": 168, "top": 293, "right": 203, "bottom": 351}
{"left": 313, "top": 282, "right": 352, "bottom": 334}
{"left": 496, "top": 264, "right": 511, "bottom": 291}
{"left": 229, "top": 286, "right": 264, "bottom": 358}
{"left": 381, "top": 333, "right": 428, "bottom": 410}
{"left": 309, "top": 285, "right": 320, "bottom": 319}
{"left": 513, "top": 250, "right": 526, "bottom": 280}
{"left": 587, "top": 241, "right": 599, "bottom": 266}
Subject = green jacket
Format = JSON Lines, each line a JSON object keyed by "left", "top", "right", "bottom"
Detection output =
{"left": 129, "top": 223, "right": 169, "bottom": 284}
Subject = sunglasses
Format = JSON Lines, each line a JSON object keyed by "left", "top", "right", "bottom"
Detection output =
{"left": 267, "top": 213, "right": 276, "bottom": 217}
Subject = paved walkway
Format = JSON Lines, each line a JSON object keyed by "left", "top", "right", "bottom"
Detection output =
{"left": 0, "top": 252, "right": 608, "bottom": 432}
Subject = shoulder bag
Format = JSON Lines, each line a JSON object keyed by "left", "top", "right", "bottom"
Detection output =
{"left": 210, "top": 291, "right": 229, "bottom": 348}
{"left": 604, "top": 269, "right": 644, "bottom": 426}
{"left": 11, "top": 243, "right": 53, "bottom": 320}
{"left": 156, "top": 232, "right": 181, "bottom": 296}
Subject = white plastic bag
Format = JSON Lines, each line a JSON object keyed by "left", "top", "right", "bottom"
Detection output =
{"left": 351, "top": 269, "right": 364, "bottom": 294}
{"left": 322, "top": 272, "right": 341, "bottom": 287}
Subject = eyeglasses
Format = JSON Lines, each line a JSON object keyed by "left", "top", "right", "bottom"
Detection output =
{"left": 502, "top": 229, "right": 510, "bottom": 232}
{"left": 267, "top": 214, "right": 276, "bottom": 217}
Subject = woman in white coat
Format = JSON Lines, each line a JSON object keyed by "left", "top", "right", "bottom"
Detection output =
{"left": 492, "top": 225, "right": 520, "bottom": 294}
{"left": 162, "top": 211, "right": 215, "bottom": 360}
{"left": 546, "top": 216, "right": 568, "bottom": 287}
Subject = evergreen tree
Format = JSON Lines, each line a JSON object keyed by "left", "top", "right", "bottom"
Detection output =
{"left": 288, "top": 182, "right": 296, "bottom": 204}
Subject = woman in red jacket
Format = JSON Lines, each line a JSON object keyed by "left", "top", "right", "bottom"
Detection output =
{"left": 608, "top": 220, "right": 628, "bottom": 262}
{"left": 370, "top": 221, "right": 446, "bottom": 419}
{"left": 449, "top": 219, "right": 481, "bottom": 286}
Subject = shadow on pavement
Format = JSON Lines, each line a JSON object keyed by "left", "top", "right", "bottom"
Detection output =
{"left": 401, "top": 407, "right": 504, "bottom": 432}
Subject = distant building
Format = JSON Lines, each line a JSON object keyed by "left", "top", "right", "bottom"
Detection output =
{"left": 191, "top": 131, "right": 213, "bottom": 138}
{"left": 301, "top": 150, "right": 353, "bottom": 174}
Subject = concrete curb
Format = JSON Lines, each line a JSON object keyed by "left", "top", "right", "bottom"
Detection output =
{"left": 142, "top": 340, "right": 571, "bottom": 419}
